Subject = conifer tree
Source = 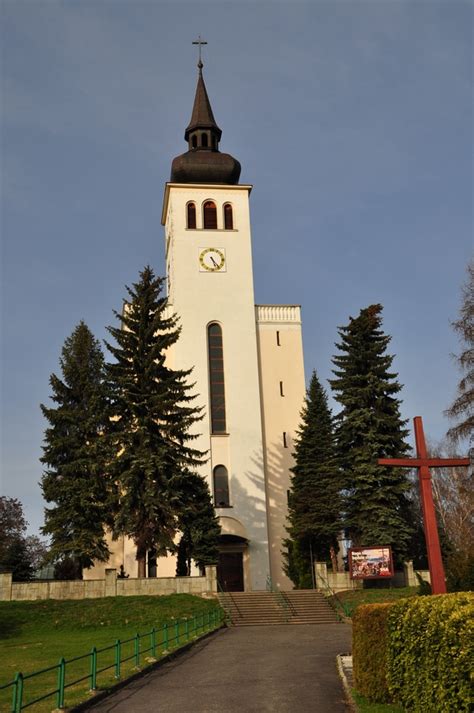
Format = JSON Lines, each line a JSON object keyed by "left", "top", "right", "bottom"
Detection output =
{"left": 330, "top": 304, "right": 413, "bottom": 565}
{"left": 284, "top": 371, "right": 341, "bottom": 588}
{"left": 105, "top": 266, "right": 217, "bottom": 577}
{"left": 40, "top": 322, "right": 111, "bottom": 577}
{"left": 445, "top": 259, "right": 473, "bottom": 445}
{"left": 175, "top": 471, "right": 220, "bottom": 575}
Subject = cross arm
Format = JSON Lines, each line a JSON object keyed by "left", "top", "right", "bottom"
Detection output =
{"left": 378, "top": 457, "right": 470, "bottom": 468}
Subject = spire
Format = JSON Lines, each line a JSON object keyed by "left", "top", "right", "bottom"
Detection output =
{"left": 185, "top": 62, "right": 222, "bottom": 144}
{"left": 170, "top": 46, "right": 241, "bottom": 185}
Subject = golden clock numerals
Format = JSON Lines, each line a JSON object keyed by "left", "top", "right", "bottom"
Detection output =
{"left": 199, "top": 248, "right": 226, "bottom": 272}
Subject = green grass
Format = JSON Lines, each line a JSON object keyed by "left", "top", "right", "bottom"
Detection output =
{"left": 330, "top": 586, "right": 418, "bottom": 618}
{"left": 352, "top": 690, "right": 404, "bottom": 712}
{"left": 0, "top": 594, "right": 222, "bottom": 712}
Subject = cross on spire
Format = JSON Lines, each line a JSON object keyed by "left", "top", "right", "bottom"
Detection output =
{"left": 192, "top": 35, "right": 207, "bottom": 68}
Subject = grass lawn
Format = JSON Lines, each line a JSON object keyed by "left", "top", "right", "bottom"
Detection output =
{"left": 329, "top": 586, "right": 418, "bottom": 618}
{"left": 0, "top": 594, "right": 222, "bottom": 712}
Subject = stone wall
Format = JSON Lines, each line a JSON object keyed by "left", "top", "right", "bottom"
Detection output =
{"left": 314, "top": 561, "right": 431, "bottom": 593}
{"left": 0, "top": 566, "right": 217, "bottom": 602}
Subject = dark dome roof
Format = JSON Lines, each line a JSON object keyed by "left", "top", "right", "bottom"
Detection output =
{"left": 171, "top": 150, "right": 241, "bottom": 184}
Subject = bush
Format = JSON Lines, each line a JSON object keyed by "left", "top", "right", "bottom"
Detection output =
{"left": 353, "top": 593, "right": 474, "bottom": 712}
{"left": 352, "top": 603, "right": 393, "bottom": 703}
{"left": 387, "top": 593, "right": 473, "bottom": 712}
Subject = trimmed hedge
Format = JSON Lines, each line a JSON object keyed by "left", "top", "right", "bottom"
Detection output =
{"left": 387, "top": 593, "right": 473, "bottom": 712}
{"left": 353, "top": 603, "right": 393, "bottom": 703}
{"left": 352, "top": 593, "right": 474, "bottom": 712}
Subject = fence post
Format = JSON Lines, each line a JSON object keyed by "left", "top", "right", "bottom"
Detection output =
{"left": 115, "top": 640, "right": 121, "bottom": 679}
{"left": 90, "top": 647, "right": 97, "bottom": 691}
{"left": 163, "top": 622, "right": 168, "bottom": 651}
{"left": 12, "top": 672, "right": 23, "bottom": 713}
{"left": 174, "top": 620, "right": 179, "bottom": 647}
{"left": 151, "top": 627, "right": 157, "bottom": 658}
{"left": 134, "top": 633, "right": 140, "bottom": 667}
{"left": 185, "top": 619, "right": 189, "bottom": 641}
{"left": 57, "top": 657, "right": 66, "bottom": 709}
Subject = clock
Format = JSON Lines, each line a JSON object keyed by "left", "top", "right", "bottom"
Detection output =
{"left": 199, "top": 247, "right": 226, "bottom": 272}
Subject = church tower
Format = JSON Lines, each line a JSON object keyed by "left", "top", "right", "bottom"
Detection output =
{"left": 161, "top": 57, "right": 306, "bottom": 591}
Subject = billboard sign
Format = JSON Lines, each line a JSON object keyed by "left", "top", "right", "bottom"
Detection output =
{"left": 348, "top": 546, "right": 394, "bottom": 580}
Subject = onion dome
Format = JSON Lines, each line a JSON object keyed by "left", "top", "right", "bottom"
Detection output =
{"left": 171, "top": 61, "right": 241, "bottom": 184}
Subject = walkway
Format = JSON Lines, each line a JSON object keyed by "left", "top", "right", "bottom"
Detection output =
{"left": 87, "top": 623, "right": 352, "bottom": 713}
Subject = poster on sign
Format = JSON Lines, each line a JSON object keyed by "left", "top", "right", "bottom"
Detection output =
{"left": 348, "top": 546, "right": 394, "bottom": 580}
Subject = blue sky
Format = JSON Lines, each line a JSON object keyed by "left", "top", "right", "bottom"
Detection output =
{"left": 1, "top": 1, "right": 472, "bottom": 536}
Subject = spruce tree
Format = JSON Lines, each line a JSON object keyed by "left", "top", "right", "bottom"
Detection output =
{"left": 284, "top": 371, "right": 341, "bottom": 588}
{"left": 175, "top": 471, "right": 220, "bottom": 575}
{"left": 40, "top": 322, "right": 111, "bottom": 577}
{"left": 105, "top": 266, "right": 218, "bottom": 577}
{"left": 445, "top": 259, "right": 473, "bottom": 445}
{"left": 330, "top": 304, "right": 413, "bottom": 565}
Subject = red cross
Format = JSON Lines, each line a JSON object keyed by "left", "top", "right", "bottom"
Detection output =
{"left": 378, "top": 416, "right": 470, "bottom": 594}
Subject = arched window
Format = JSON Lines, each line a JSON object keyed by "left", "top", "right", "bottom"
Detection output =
{"left": 187, "top": 202, "right": 196, "bottom": 229}
{"left": 208, "top": 323, "right": 226, "bottom": 433}
{"left": 203, "top": 201, "right": 218, "bottom": 230}
{"left": 192, "top": 135, "right": 197, "bottom": 149}
{"left": 214, "top": 465, "right": 230, "bottom": 507}
{"left": 223, "top": 204, "right": 233, "bottom": 230}
{"left": 201, "top": 133, "right": 208, "bottom": 148}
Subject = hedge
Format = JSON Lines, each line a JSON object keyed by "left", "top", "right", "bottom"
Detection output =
{"left": 352, "top": 603, "right": 393, "bottom": 703}
{"left": 352, "top": 593, "right": 474, "bottom": 712}
{"left": 387, "top": 593, "right": 473, "bottom": 712}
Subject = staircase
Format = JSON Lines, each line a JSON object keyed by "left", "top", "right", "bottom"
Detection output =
{"left": 218, "top": 590, "right": 339, "bottom": 626}
{"left": 282, "top": 590, "right": 339, "bottom": 624}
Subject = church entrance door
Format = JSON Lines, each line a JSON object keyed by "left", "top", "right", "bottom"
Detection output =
{"left": 217, "top": 552, "right": 244, "bottom": 591}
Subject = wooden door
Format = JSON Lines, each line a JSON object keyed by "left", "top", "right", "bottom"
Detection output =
{"left": 217, "top": 552, "right": 244, "bottom": 591}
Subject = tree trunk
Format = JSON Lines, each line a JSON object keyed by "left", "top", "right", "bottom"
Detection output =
{"left": 137, "top": 546, "right": 146, "bottom": 578}
{"left": 330, "top": 545, "right": 339, "bottom": 573}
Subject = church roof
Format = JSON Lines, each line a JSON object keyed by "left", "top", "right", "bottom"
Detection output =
{"left": 170, "top": 61, "right": 241, "bottom": 185}
{"left": 185, "top": 62, "right": 222, "bottom": 141}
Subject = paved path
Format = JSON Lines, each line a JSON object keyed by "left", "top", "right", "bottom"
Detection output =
{"left": 87, "top": 624, "right": 352, "bottom": 713}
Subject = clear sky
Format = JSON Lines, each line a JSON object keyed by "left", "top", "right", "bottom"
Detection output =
{"left": 1, "top": 1, "right": 472, "bottom": 537}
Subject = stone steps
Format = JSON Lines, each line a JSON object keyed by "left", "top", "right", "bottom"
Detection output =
{"left": 218, "top": 590, "right": 339, "bottom": 626}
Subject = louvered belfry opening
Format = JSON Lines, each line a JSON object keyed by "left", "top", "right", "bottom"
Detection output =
{"left": 224, "top": 203, "right": 233, "bottom": 229}
{"left": 203, "top": 201, "right": 218, "bottom": 229}
{"left": 187, "top": 202, "right": 196, "bottom": 229}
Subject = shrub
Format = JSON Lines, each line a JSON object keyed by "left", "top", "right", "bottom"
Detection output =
{"left": 387, "top": 593, "right": 474, "bottom": 712}
{"left": 352, "top": 603, "right": 393, "bottom": 703}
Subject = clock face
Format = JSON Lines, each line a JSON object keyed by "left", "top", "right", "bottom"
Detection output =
{"left": 199, "top": 247, "right": 226, "bottom": 272}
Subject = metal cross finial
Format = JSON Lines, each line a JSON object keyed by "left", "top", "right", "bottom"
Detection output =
{"left": 192, "top": 35, "right": 207, "bottom": 68}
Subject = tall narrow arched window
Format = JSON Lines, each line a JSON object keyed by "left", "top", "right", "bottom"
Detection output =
{"left": 201, "top": 132, "right": 208, "bottom": 147}
{"left": 187, "top": 202, "right": 196, "bottom": 229}
{"left": 203, "top": 201, "right": 218, "bottom": 229}
{"left": 213, "top": 465, "right": 230, "bottom": 507}
{"left": 208, "top": 323, "right": 226, "bottom": 433}
{"left": 223, "top": 204, "right": 233, "bottom": 230}
{"left": 192, "top": 135, "right": 197, "bottom": 149}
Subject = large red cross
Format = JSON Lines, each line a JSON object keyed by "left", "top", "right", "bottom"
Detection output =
{"left": 378, "top": 416, "right": 470, "bottom": 594}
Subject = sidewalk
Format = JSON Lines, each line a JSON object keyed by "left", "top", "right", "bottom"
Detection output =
{"left": 86, "top": 623, "right": 352, "bottom": 713}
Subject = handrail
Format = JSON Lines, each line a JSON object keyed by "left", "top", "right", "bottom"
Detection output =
{"left": 266, "top": 576, "right": 291, "bottom": 621}
{"left": 217, "top": 581, "right": 241, "bottom": 620}
{"left": 0, "top": 607, "right": 224, "bottom": 712}
{"left": 316, "top": 572, "right": 351, "bottom": 619}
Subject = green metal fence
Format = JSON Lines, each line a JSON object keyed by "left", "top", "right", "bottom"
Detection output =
{"left": 1, "top": 608, "right": 224, "bottom": 712}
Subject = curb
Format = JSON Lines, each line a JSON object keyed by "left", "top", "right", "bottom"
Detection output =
{"left": 336, "top": 654, "right": 357, "bottom": 712}
{"left": 69, "top": 624, "right": 227, "bottom": 712}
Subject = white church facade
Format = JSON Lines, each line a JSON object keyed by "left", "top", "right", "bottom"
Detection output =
{"left": 86, "top": 60, "right": 306, "bottom": 591}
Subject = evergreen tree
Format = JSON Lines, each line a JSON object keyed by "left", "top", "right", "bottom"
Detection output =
{"left": 0, "top": 497, "right": 34, "bottom": 581}
{"left": 329, "top": 304, "right": 413, "bottom": 565}
{"left": 175, "top": 471, "right": 220, "bottom": 574}
{"left": 40, "top": 322, "right": 111, "bottom": 577}
{"left": 284, "top": 371, "right": 341, "bottom": 588}
{"left": 105, "top": 266, "right": 218, "bottom": 577}
{"left": 445, "top": 259, "right": 473, "bottom": 445}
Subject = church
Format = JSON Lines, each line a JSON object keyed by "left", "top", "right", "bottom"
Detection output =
{"left": 87, "top": 57, "right": 306, "bottom": 591}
